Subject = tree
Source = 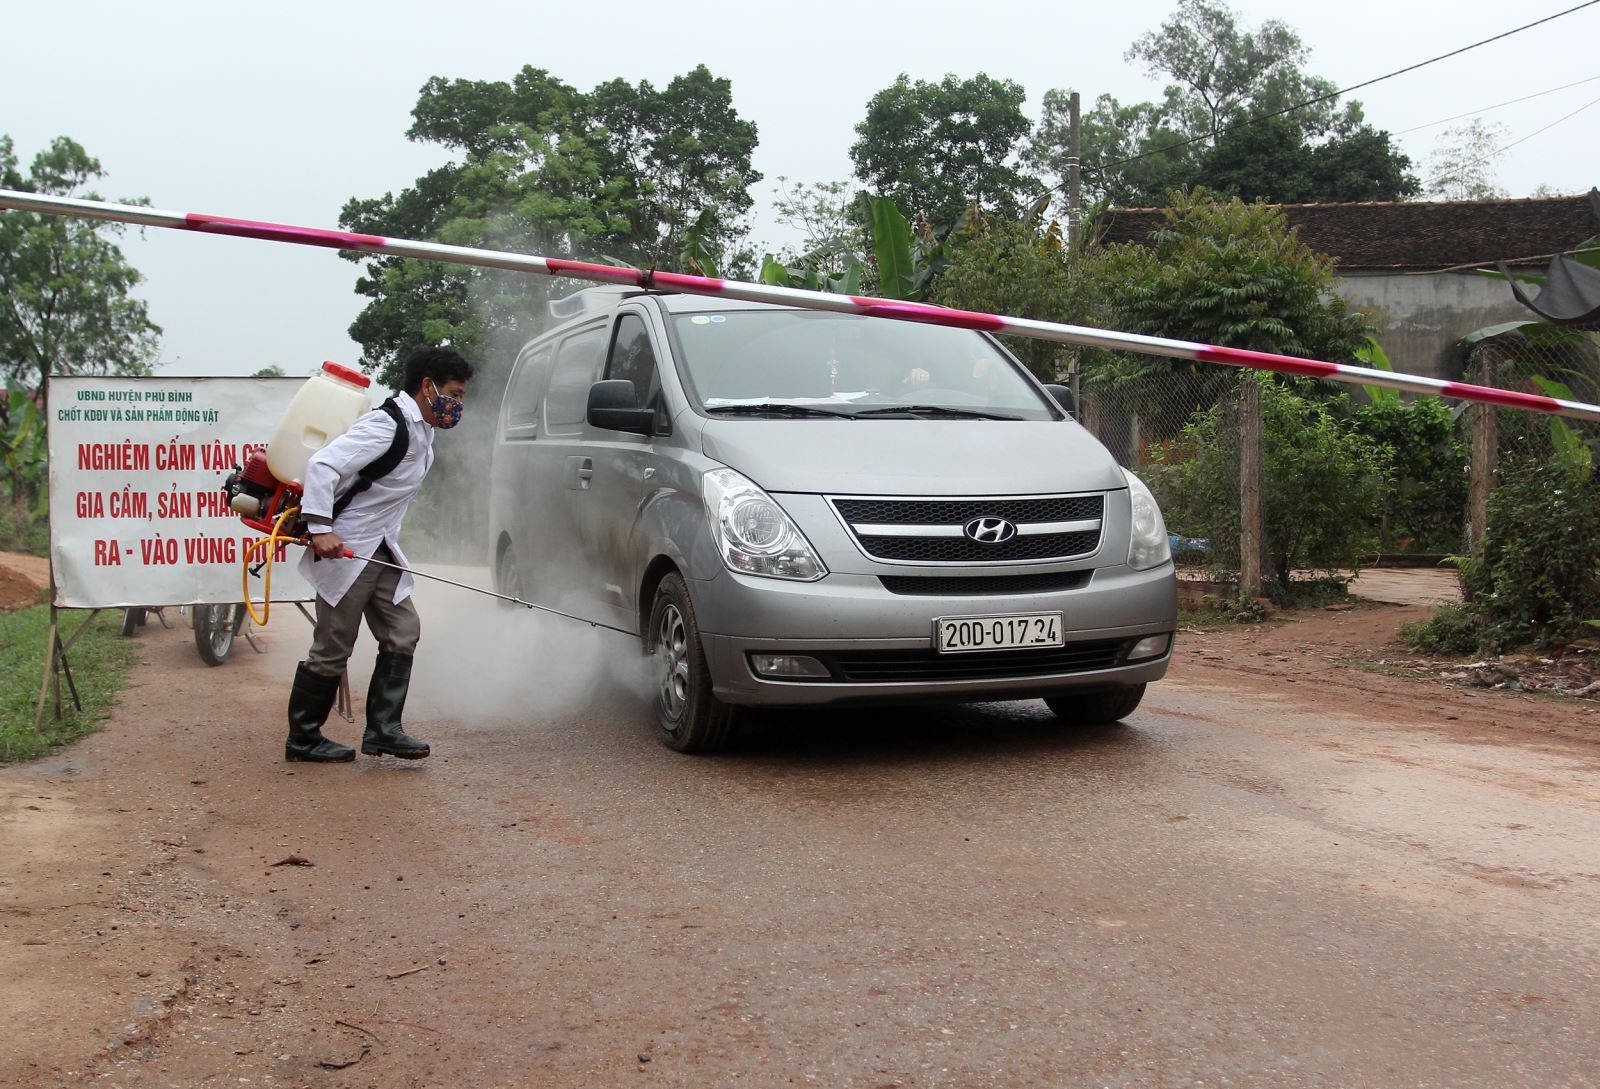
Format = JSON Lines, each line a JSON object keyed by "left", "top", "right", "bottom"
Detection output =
{"left": 851, "top": 73, "right": 1039, "bottom": 227}
{"left": 0, "top": 135, "right": 160, "bottom": 420}
{"left": 1303, "top": 109, "right": 1421, "bottom": 203}
{"left": 1127, "top": 0, "right": 1332, "bottom": 139}
{"left": 1426, "top": 118, "right": 1509, "bottom": 200}
{"left": 1027, "top": 90, "right": 1194, "bottom": 209}
{"left": 341, "top": 64, "right": 761, "bottom": 387}
{"left": 769, "top": 178, "right": 869, "bottom": 276}
{"left": 1201, "top": 114, "right": 1315, "bottom": 204}
{"left": 1027, "top": 2, "right": 1418, "bottom": 207}
{"left": 1086, "top": 189, "right": 1371, "bottom": 363}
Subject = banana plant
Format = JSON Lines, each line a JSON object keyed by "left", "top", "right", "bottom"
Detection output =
{"left": 1353, "top": 337, "right": 1402, "bottom": 408}
{"left": 1530, "top": 374, "right": 1594, "bottom": 481}
{"left": 2, "top": 383, "right": 47, "bottom": 509}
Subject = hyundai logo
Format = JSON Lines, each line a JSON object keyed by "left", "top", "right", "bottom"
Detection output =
{"left": 963, "top": 516, "right": 1017, "bottom": 543}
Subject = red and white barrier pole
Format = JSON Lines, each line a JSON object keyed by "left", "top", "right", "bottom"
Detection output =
{"left": 5, "top": 187, "right": 1597, "bottom": 423}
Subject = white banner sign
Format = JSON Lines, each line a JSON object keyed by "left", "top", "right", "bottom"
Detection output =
{"left": 48, "top": 376, "right": 325, "bottom": 609}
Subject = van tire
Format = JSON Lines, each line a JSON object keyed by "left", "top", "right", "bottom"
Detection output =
{"left": 646, "top": 573, "right": 738, "bottom": 753}
{"left": 1043, "top": 684, "right": 1145, "bottom": 724}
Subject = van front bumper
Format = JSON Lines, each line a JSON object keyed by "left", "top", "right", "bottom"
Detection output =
{"left": 689, "top": 564, "right": 1177, "bottom": 707}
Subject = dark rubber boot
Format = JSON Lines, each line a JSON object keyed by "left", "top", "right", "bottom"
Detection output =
{"left": 361, "top": 650, "right": 430, "bottom": 759}
{"left": 285, "top": 663, "right": 355, "bottom": 763}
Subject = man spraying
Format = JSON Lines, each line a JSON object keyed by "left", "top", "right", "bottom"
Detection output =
{"left": 284, "top": 346, "right": 474, "bottom": 763}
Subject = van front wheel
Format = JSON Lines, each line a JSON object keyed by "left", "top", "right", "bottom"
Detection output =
{"left": 1043, "top": 684, "right": 1146, "bottom": 724}
{"left": 646, "top": 573, "right": 738, "bottom": 753}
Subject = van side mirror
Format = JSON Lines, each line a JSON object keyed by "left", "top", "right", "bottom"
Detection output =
{"left": 1043, "top": 383, "right": 1078, "bottom": 418}
{"left": 587, "top": 380, "right": 656, "bottom": 435}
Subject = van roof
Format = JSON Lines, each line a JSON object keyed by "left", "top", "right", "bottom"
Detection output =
{"left": 655, "top": 293, "right": 799, "bottom": 314}
{"left": 546, "top": 284, "right": 808, "bottom": 325}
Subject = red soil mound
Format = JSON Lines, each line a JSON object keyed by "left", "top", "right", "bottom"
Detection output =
{"left": 0, "top": 551, "right": 48, "bottom": 612}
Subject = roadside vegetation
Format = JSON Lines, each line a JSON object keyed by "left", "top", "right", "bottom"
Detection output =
{"left": 0, "top": 606, "right": 135, "bottom": 762}
{"left": 1404, "top": 454, "right": 1600, "bottom": 655}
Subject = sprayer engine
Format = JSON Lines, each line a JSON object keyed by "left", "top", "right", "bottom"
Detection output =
{"left": 222, "top": 448, "right": 305, "bottom": 538}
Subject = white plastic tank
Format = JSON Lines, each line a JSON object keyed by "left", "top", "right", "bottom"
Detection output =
{"left": 266, "top": 361, "right": 373, "bottom": 485}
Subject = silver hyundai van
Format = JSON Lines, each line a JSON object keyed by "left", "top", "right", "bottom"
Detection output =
{"left": 489, "top": 287, "right": 1177, "bottom": 751}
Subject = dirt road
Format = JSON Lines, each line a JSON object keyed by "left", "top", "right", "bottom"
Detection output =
{"left": 3, "top": 583, "right": 1599, "bottom": 1088}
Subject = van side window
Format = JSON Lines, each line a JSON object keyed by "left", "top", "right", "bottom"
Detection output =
{"left": 504, "top": 344, "right": 552, "bottom": 438}
{"left": 543, "top": 324, "right": 606, "bottom": 436}
{"left": 604, "top": 313, "right": 661, "bottom": 406}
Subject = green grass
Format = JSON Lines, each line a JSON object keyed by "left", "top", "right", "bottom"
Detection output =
{"left": 0, "top": 606, "right": 136, "bottom": 762}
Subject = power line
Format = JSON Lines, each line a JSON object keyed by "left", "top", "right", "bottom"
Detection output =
{"left": 1087, "top": 0, "right": 1600, "bottom": 177}
{"left": 1392, "top": 73, "right": 1600, "bottom": 136}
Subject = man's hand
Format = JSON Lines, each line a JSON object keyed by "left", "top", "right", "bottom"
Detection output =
{"left": 310, "top": 531, "right": 347, "bottom": 560}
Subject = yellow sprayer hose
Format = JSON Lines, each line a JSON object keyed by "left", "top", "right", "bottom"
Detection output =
{"left": 241, "top": 505, "right": 303, "bottom": 627}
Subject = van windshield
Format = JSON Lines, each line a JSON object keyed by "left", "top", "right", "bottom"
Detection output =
{"left": 669, "top": 310, "right": 1057, "bottom": 420}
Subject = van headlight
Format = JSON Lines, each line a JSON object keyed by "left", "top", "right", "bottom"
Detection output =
{"left": 703, "top": 468, "right": 826, "bottom": 581}
{"left": 1125, "top": 469, "right": 1171, "bottom": 571}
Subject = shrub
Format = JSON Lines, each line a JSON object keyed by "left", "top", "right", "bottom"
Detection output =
{"left": 1348, "top": 397, "right": 1467, "bottom": 554}
{"left": 1459, "top": 457, "right": 1600, "bottom": 651}
{"left": 1406, "top": 455, "right": 1600, "bottom": 654}
{"left": 1400, "top": 602, "right": 1479, "bottom": 654}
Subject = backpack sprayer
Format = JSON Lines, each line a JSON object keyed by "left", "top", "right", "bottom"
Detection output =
{"left": 221, "top": 361, "right": 628, "bottom": 633}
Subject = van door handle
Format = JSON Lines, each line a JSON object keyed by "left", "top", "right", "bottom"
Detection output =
{"left": 566, "top": 455, "right": 594, "bottom": 490}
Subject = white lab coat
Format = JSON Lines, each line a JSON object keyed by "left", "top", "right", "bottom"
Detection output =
{"left": 297, "top": 393, "right": 434, "bottom": 607}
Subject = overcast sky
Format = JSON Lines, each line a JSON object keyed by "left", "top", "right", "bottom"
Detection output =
{"left": 6, "top": 0, "right": 1599, "bottom": 378}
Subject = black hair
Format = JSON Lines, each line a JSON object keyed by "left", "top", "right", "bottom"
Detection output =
{"left": 400, "top": 346, "right": 474, "bottom": 394}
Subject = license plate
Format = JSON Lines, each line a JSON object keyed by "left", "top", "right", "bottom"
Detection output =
{"left": 935, "top": 612, "right": 1064, "bottom": 653}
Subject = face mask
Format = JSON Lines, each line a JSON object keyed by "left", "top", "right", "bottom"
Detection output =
{"left": 426, "top": 380, "right": 464, "bottom": 429}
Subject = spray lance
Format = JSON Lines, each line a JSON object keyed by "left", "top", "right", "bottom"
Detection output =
{"left": 5, "top": 187, "right": 1600, "bottom": 423}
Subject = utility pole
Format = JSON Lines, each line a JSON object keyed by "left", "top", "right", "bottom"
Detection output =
{"left": 1067, "top": 91, "right": 1082, "bottom": 247}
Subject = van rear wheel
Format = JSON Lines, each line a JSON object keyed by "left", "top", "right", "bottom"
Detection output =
{"left": 647, "top": 573, "right": 738, "bottom": 753}
{"left": 1043, "top": 684, "right": 1146, "bottom": 724}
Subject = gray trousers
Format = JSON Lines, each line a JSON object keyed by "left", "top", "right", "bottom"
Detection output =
{"left": 305, "top": 545, "right": 421, "bottom": 677}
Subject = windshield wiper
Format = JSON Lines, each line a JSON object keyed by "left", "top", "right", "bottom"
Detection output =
{"left": 706, "top": 403, "right": 857, "bottom": 419}
{"left": 852, "top": 404, "right": 1022, "bottom": 421}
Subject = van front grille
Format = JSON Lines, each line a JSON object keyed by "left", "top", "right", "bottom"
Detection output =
{"left": 830, "top": 493, "right": 1106, "bottom": 566}
{"left": 861, "top": 531, "right": 1101, "bottom": 563}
